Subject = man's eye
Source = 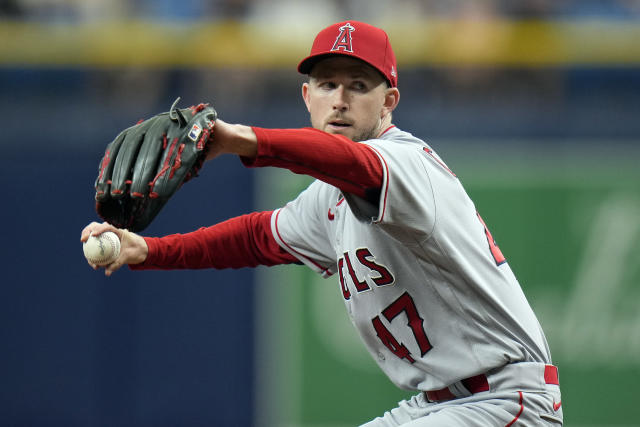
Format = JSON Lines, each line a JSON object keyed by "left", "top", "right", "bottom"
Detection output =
{"left": 319, "top": 82, "right": 336, "bottom": 89}
{"left": 352, "top": 81, "right": 367, "bottom": 91}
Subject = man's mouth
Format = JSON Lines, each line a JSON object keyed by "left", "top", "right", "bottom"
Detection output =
{"left": 327, "top": 120, "right": 352, "bottom": 129}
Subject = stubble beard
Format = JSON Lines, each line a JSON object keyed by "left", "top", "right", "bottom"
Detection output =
{"left": 329, "top": 121, "right": 381, "bottom": 142}
{"left": 351, "top": 125, "right": 380, "bottom": 142}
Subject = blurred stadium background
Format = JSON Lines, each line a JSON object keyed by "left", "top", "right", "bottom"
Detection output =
{"left": 1, "top": 0, "right": 639, "bottom": 426}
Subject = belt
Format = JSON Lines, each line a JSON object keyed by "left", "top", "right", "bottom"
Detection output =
{"left": 425, "top": 364, "right": 559, "bottom": 403}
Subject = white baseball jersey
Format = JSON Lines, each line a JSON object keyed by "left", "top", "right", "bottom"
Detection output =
{"left": 271, "top": 127, "right": 552, "bottom": 391}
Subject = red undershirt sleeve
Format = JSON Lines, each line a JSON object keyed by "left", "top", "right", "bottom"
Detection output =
{"left": 130, "top": 210, "right": 298, "bottom": 270}
{"left": 243, "top": 127, "right": 383, "bottom": 202}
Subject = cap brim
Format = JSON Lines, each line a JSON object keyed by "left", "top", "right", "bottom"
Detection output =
{"left": 297, "top": 53, "right": 340, "bottom": 74}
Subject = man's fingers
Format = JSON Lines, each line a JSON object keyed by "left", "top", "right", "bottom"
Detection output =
{"left": 81, "top": 221, "right": 120, "bottom": 242}
{"left": 81, "top": 221, "right": 102, "bottom": 241}
{"left": 82, "top": 221, "right": 126, "bottom": 276}
{"left": 104, "top": 259, "right": 124, "bottom": 276}
{"left": 81, "top": 221, "right": 142, "bottom": 276}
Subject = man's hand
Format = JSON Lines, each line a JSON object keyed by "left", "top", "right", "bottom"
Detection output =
{"left": 80, "top": 222, "right": 148, "bottom": 276}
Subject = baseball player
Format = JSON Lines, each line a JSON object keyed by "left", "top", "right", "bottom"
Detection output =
{"left": 82, "top": 21, "right": 563, "bottom": 426}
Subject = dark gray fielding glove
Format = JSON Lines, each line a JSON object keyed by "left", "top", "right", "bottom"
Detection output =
{"left": 94, "top": 98, "right": 217, "bottom": 231}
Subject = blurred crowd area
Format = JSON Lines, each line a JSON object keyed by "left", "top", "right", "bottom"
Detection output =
{"left": 1, "top": 0, "right": 640, "bottom": 22}
{"left": 3, "top": 66, "right": 639, "bottom": 147}
{"left": 1, "top": 0, "right": 639, "bottom": 142}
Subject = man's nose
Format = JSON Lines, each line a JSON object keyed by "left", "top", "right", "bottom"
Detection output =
{"left": 332, "top": 86, "right": 349, "bottom": 111}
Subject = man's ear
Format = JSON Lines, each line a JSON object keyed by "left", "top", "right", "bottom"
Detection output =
{"left": 382, "top": 87, "right": 400, "bottom": 117}
{"left": 302, "top": 82, "right": 311, "bottom": 113}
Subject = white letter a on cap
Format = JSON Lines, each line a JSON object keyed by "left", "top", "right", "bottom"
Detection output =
{"left": 332, "top": 23, "right": 355, "bottom": 53}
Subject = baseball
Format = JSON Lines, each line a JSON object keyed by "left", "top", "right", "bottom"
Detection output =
{"left": 83, "top": 231, "right": 121, "bottom": 266}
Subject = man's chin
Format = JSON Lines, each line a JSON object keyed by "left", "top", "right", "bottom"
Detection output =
{"left": 323, "top": 126, "right": 376, "bottom": 142}
{"left": 325, "top": 127, "right": 355, "bottom": 139}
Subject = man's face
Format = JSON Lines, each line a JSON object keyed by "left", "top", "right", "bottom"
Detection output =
{"left": 302, "top": 57, "right": 398, "bottom": 142}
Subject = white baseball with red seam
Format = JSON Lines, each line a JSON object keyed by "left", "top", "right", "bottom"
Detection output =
{"left": 83, "top": 231, "right": 121, "bottom": 265}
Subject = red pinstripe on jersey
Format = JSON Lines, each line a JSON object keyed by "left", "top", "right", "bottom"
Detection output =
{"left": 273, "top": 209, "right": 333, "bottom": 275}
{"left": 364, "top": 145, "right": 390, "bottom": 223}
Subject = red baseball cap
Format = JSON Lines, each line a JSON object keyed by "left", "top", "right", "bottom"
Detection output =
{"left": 298, "top": 21, "right": 398, "bottom": 87}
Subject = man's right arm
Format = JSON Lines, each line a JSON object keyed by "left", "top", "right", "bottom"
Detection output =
{"left": 131, "top": 211, "right": 298, "bottom": 271}
{"left": 81, "top": 211, "right": 298, "bottom": 276}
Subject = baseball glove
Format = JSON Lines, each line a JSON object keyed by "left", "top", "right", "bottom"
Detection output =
{"left": 94, "top": 98, "right": 217, "bottom": 232}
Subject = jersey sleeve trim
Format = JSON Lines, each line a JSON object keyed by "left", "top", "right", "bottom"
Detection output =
{"left": 379, "top": 125, "right": 396, "bottom": 136}
{"left": 271, "top": 207, "right": 335, "bottom": 278}
{"left": 365, "top": 145, "right": 390, "bottom": 224}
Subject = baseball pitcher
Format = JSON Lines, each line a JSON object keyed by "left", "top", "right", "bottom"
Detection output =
{"left": 81, "top": 21, "right": 563, "bottom": 426}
